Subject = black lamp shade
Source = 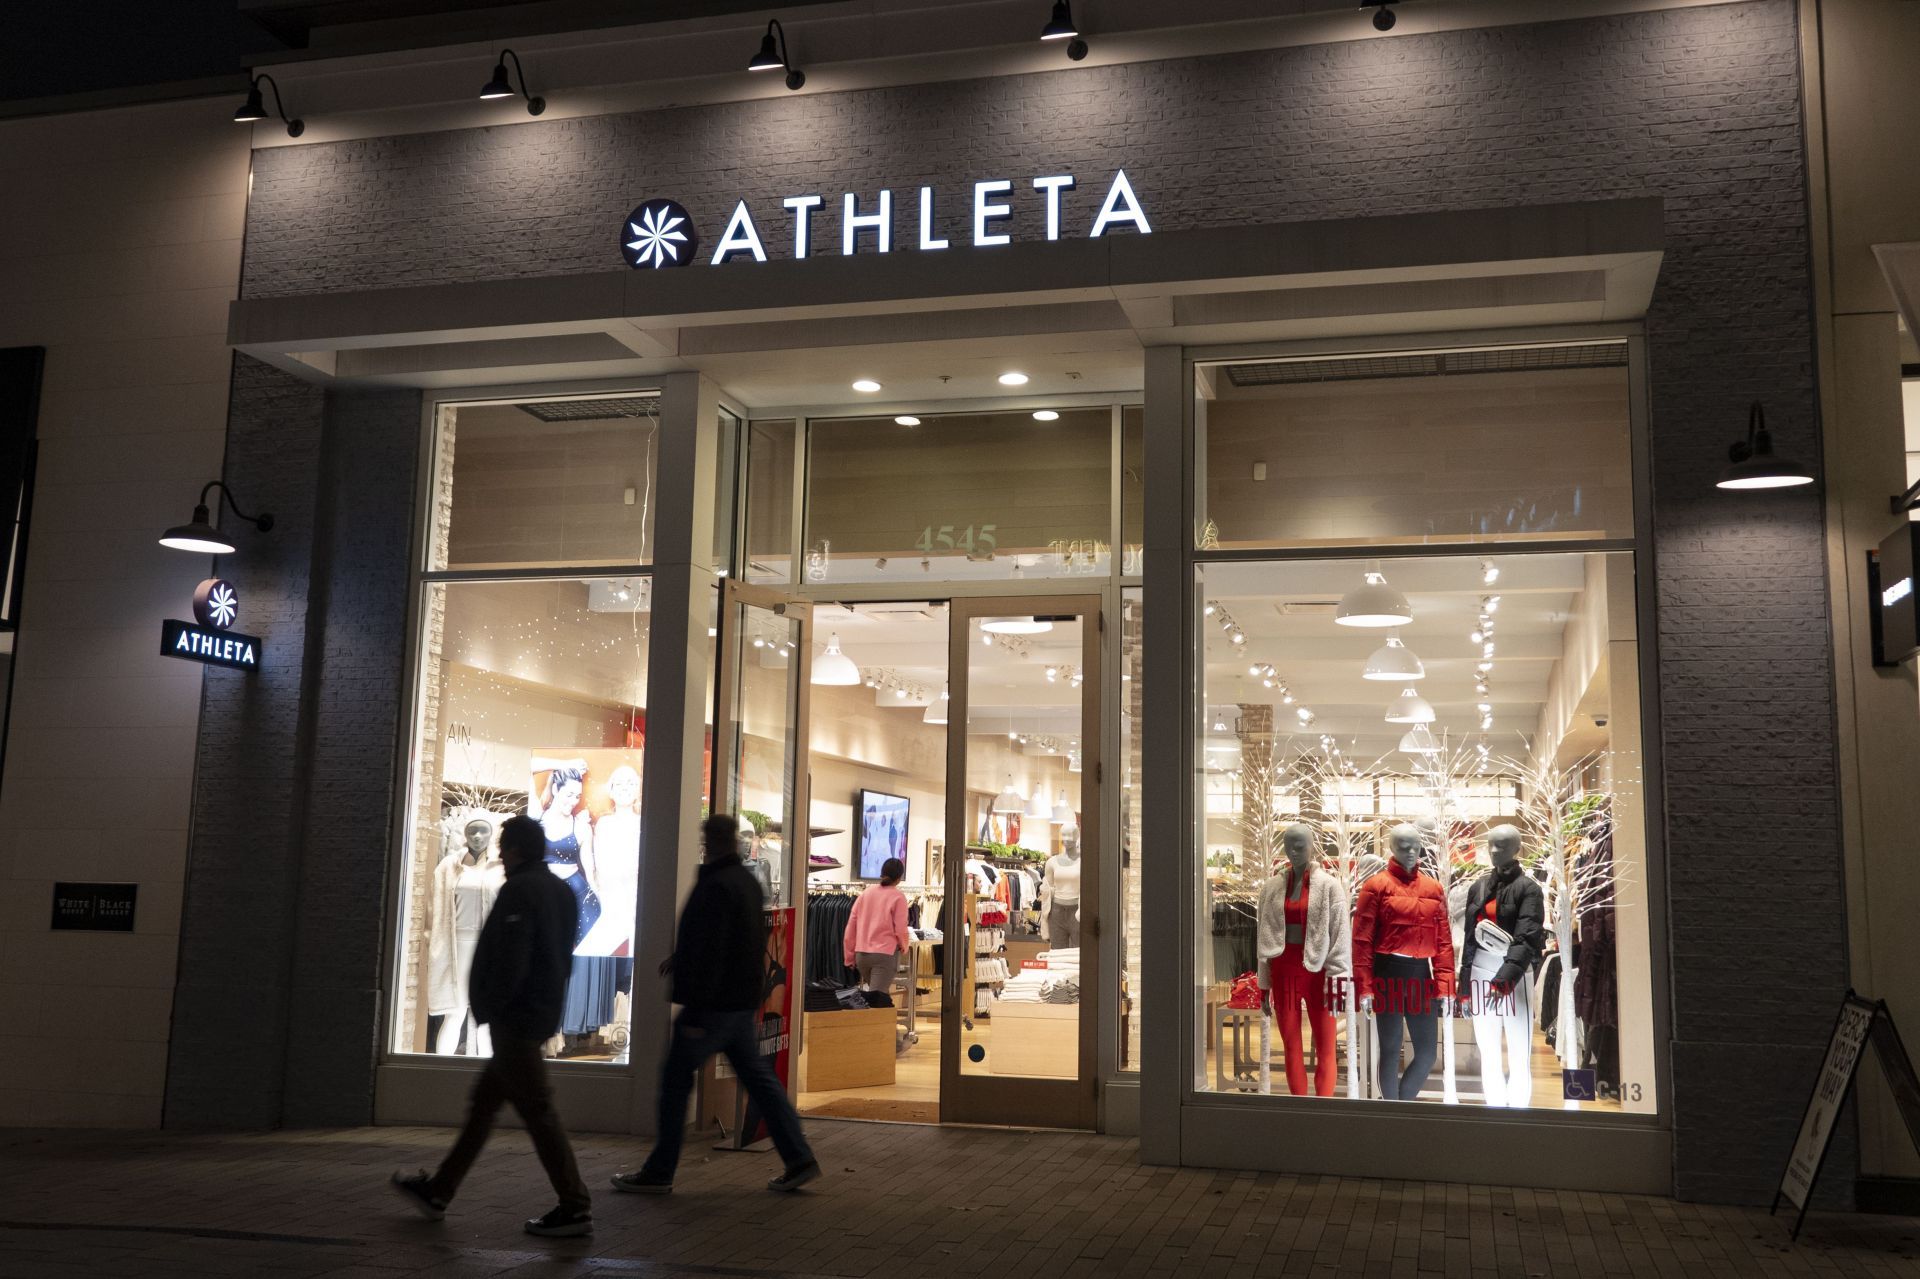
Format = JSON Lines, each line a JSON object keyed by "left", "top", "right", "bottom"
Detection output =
{"left": 1717, "top": 449, "right": 1815, "bottom": 490}
{"left": 233, "top": 87, "right": 268, "bottom": 122}
{"left": 748, "top": 33, "right": 783, "bottom": 70}
{"left": 159, "top": 504, "right": 237, "bottom": 555}
{"left": 1041, "top": 1, "right": 1078, "bottom": 39}
{"left": 480, "top": 63, "right": 514, "bottom": 98}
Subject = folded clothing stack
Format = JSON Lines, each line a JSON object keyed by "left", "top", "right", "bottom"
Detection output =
{"left": 994, "top": 969, "right": 1049, "bottom": 1004}
{"left": 1039, "top": 975, "right": 1080, "bottom": 1005}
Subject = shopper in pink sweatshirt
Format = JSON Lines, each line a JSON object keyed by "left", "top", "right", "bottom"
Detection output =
{"left": 844, "top": 857, "right": 911, "bottom": 995}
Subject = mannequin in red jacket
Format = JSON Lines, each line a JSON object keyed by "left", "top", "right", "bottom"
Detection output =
{"left": 1353, "top": 824, "right": 1456, "bottom": 1101}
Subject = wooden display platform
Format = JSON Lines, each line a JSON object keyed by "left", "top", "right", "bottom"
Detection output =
{"left": 798, "top": 1007, "right": 896, "bottom": 1092}
{"left": 988, "top": 1001, "right": 1078, "bottom": 1078}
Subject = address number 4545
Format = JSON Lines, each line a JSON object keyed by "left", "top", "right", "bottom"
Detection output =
{"left": 916, "top": 524, "right": 997, "bottom": 555}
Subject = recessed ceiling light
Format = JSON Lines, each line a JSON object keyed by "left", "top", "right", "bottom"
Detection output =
{"left": 1032, "top": 409, "right": 1059, "bottom": 421}
{"left": 852, "top": 379, "right": 882, "bottom": 393}
{"left": 998, "top": 372, "right": 1030, "bottom": 386}
{"left": 895, "top": 415, "right": 921, "bottom": 426}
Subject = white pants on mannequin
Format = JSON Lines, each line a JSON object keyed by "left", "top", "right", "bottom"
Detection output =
{"left": 1468, "top": 946, "right": 1531, "bottom": 1108}
{"left": 433, "top": 928, "right": 492, "bottom": 1057}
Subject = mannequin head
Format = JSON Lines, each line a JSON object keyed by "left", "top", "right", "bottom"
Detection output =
{"left": 1485, "top": 824, "right": 1523, "bottom": 870}
{"left": 462, "top": 818, "right": 493, "bottom": 858}
{"left": 1280, "top": 823, "right": 1315, "bottom": 873}
{"left": 1387, "top": 824, "right": 1424, "bottom": 874}
{"left": 607, "top": 764, "right": 640, "bottom": 812}
{"left": 1058, "top": 825, "right": 1081, "bottom": 858}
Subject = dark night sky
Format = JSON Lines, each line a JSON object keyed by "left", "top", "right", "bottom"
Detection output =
{"left": 0, "top": 1, "right": 283, "bottom": 105}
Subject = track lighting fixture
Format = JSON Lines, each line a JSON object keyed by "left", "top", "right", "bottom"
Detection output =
{"left": 234, "top": 74, "right": 303, "bottom": 137}
{"left": 1717, "top": 402, "right": 1814, "bottom": 490}
{"left": 480, "top": 49, "right": 545, "bottom": 115}
{"left": 1369, "top": 3, "right": 1397, "bottom": 31}
{"left": 748, "top": 19, "right": 806, "bottom": 90}
{"left": 160, "top": 480, "right": 275, "bottom": 555}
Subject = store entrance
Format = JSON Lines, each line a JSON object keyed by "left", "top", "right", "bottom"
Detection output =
{"left": 941, "top": 595, "right": 1100, "bottom": 1129}
{"left": 789, "top": 594, "right": 1101, "bottom": 1130}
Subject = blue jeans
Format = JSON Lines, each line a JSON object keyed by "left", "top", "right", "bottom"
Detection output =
{"left": 644, "top": 1009, "right": 813, "bottom": 1177}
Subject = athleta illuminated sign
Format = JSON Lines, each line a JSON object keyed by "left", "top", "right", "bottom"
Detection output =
{"left": 160, "top": 577, "right": 262, "bottom": 672}
{"left": 619, "top": 169, "right": 1151, "bottom": 270}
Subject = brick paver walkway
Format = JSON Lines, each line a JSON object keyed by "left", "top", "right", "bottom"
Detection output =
{"left": 1, "top": 1121, "right": 1917, "bottom": 1277}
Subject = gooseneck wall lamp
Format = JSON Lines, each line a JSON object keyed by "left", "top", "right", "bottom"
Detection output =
{"left": 159, "top": 481, "right": 275, "bottom": 556}
{"left": 480, "top": 49, "right": 545, "bottom": 115}
{"left": 1716, "top": 402, "right": 1815, "bottom": 491}
{"left": 748, "top": 20, "right": 806, "bottom": 90}
{"left": 1041, "top": 1, "right": 1089, "bottom": 60}
{"left": 233, "top": 73, "right": 304, "bottom": 137}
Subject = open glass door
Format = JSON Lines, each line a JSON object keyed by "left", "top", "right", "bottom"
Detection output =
{"left": 942, "top": 595, "right": 1101, "bottom": 1129}
{"left": 708, "top": 580, "right": 812, "bottom": 1145}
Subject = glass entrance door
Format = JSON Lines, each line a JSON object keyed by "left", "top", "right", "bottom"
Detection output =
{"left": 941, "top": 595, "right": 1101, "bottom": 1129}
{"left": 709, "top": 580, "right": 812, "bottom": 1141}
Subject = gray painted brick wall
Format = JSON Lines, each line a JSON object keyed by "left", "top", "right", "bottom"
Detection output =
{"left": 214, "top": 1, "right": 1839, "bottom": 1200}
{"left": 167, "top": 357, "right": 419, "bottom": 1129}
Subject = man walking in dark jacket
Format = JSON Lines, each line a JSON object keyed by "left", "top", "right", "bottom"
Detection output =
{"left": 390, "top": 814, "right": 593, "bottom": 1237}
{"left": 611, "top": 814, "right": 819, "bottom": 1194}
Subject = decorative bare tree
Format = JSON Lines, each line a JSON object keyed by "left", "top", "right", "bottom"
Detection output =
{"left": 1500, "top": 740, "right": 1622, "bottom": 1071}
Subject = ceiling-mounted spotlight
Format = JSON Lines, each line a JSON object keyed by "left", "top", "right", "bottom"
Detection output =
{"left": 1362, "top": 635, "right": 1425, "bottom": 681}
{"left": 1040, "top": 0, "right": 1090, "bottom": 60}
{"left": 480, "top": 49, "right": 545, "bottom": 115}
{"left": 851, "top": 379, "right": 882, "bottom": 393}
{"left": 1336, "top": 569, "right": 1412, "bottom": 627}
{"left": 1368, "top": 3, "right": 1397, "bottom": 31}
{"left": 159, "top": 480, "right": 275, "bottom": 554}
{"left": 233, "top": 73, "right": 304, "bottom": 137}
{"left": 1717, "top": 401, "right": 1815, "bottom": 490}
{"left": 998, "top": 371, "right": 1030, "bottom": 386}
{"left": 895, "top": 415, "right": 921, "bottom": 426}
{"left": 1033, "top": 410, "right": 1060, "bottom": 422}
{"left": 748, "top": 19, "right": 806, "bottom": 91}
{"left": 1481, "top": 559, "right": 1500, "bottom": 585}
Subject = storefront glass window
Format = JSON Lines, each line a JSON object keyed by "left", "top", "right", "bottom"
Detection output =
{"left": 804, "top": 408, "right": 1112, "bottom": 584}
{"left": 1119, "top": 587, "right": 1143, "bottom": 1071}
{"left": 1196, "top": 344, "right": 1633, "bottom": 549}
{"left": 1192, "top": 347, "right": 1654, "bottom": 1115}
{"left": 428, "top": 393, "right": 660, "bottom": 572}
{"left": 744, "top": 419, "right": 795, "bottom": 584}
{"left": 394, "top": 393, "right": 660, "bottom": 1065}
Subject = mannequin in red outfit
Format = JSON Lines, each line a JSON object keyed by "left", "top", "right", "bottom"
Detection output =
{"left": 1256, "top": 824, "right": 1351, "bottom": 1096}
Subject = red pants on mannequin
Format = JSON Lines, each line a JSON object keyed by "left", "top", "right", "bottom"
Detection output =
{"left": 1268, "top": 952, "right": 1336, "bottom": 1097}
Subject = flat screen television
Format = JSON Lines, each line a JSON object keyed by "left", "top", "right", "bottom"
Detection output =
{"left": 856, "top": 789, "right": 910, "bottom": 881}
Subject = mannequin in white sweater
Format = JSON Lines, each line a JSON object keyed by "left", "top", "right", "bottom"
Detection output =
{"left": 1041, "top": 825, "right": 1083, "bottom": 948}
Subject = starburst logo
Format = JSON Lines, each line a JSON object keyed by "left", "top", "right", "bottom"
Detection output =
{"left": 620, "top": 199, "right": 698, "bottom": 269}
{"left": 193, "top": 578, "right": 239, "bottom": 630}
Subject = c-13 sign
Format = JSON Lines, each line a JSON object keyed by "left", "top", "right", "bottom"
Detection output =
{"left": 621, "top": 169, "right": 1152, "bottom": 270}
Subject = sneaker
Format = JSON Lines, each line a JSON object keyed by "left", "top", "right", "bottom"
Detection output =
{"left": 767, "top": 1159, "right": 821, "bottom": 1192}
{"left": 610, "top": 1169, "right": 673, "bottom": 1195}
{"left": 388, "top": 1170, "right": 447, "bottom": 1221}
{"left": 524, "top": 1205, "right": 593, "bottom": 1237}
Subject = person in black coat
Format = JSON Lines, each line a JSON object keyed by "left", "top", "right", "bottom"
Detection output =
{"left": 391, "top": 814, "right": 593, "bottom": 1237}
{"left": 611, "top": 814, "right": 821, "bottom": 1195}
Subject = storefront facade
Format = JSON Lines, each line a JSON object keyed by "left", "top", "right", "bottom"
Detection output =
{"left": 129, "top": 0, "right": 1857, "bottom": 1204}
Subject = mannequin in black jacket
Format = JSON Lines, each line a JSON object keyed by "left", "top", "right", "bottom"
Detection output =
{"left": 1457, "top": 824, "right": 1545, "bottom": 1108}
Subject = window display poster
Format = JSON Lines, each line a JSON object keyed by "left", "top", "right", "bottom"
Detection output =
{"left": 531, "top": 748, "right": 645, "bottom": 958}
{"left": 857, "top": 790, "right": 910, "bottom": 879}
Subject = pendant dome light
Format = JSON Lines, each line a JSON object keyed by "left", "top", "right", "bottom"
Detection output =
{"left": 1335, "top": 570, "right": 1412, "bottom": 628}
{"left": 1024, "top": 788, "right": 1054, "bottom": 822}
{"left": 993, "top": 775, "right": 1026, "bottom": 813}
{"left": 1362, "top": 635, "right": 1425, "bottom": 681}
{"left": 1384, "top": 687, "right": 1436, "bottom": 724}
{"left": 1051, "top": 789, "right": 1076, "bottom": 824}
{"left": 1717, "top": 402, "right": 1814, "bottom": 490}
{"left": 923, "top": 686, "right": 949, "bottom": 724}
{"left": 811, "top": 633, "right": 860, "bottom": 685}
{"left": 982, "top": 615, "right": 1053, "bottom": 635}
{"left": 1399, "top": 726, "right": 1442, "bottom": 755}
